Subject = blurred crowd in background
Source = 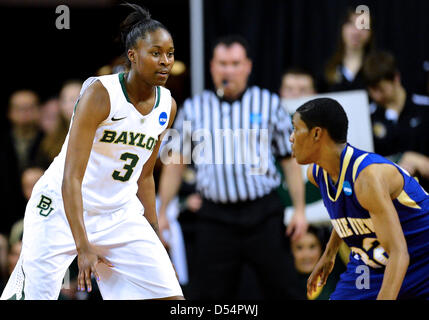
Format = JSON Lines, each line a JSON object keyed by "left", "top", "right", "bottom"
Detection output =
{"left": 0, "top": 4, "right": 428, "bottom": 300}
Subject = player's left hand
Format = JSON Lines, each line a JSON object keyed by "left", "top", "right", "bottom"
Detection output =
{"left": 77, "top": 243, "right": 113, "bottom": 293}
{"left": 307, "top": 253, "right": 335, "bottom": 297}
{"left": 286, "top": 209, "right": 308, "bottom": 241}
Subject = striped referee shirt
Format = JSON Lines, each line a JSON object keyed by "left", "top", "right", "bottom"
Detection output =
{"left": 170, "top": 86, "right": 293, "bottom": 203}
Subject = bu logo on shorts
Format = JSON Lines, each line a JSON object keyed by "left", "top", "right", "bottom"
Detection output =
{"left": 37, "top": 195, "right": 54, "bottom": 217}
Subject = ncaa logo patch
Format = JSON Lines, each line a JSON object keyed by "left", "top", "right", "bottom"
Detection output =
{"left": 159, "top": 112, "right": 168, "bottom": 126}
{"left": 343, "top": 181, "right": 352, "bottom": 196}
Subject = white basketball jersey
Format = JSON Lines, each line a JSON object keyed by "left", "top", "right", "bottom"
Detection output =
{"left": 41, "top": 73, "right": 172, "bottom": 214}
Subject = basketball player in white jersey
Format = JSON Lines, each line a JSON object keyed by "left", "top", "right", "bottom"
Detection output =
{"left": 1, "top": 3, "right": 184, "bottom": 300}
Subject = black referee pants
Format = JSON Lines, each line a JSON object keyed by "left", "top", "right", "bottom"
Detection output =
{"left": 189, "top": 192, "right": 305, "bottom": 300}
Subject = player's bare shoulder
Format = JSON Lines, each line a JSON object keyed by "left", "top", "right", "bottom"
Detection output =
{"left": 80, "top": 80, "right": 110, "bottom": 116}
{"left": 354, "top": 163, "right": 403, "bottom": 200}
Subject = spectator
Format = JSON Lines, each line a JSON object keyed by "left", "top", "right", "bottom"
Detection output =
{"left": 0, "top": 90, "right": 43, "bottom": 235}
{"left": 21, "top": 166, "right": 44, "bottom": 201}
{"left": 39, "top": 97, "right": 60, "bottom": 135}
{"left": 291, "top": 226, "right": 345, "bottom": 300}
{"left": 278, "top": 69, "right": 325, "bottom": 223}
{"left": 96, "top": 55, "right": 128, "bottom": 76}
{"left": 7, "top": 240, "right": 22, "bottom": 278}
{"left": 279, "top": 68, "right": 346, "bottom": 299}
{"left": 6, "top": 217, "right": 84, "bottom": 300}
{"left": 158, "top": 34, "right": 307, "bottom": 300}
{"left": 362, "top": 51, "right": 429, "bottom": 191}
{"left": 1, "top": 165, "right": 45, "bottom": 293}
{"left": 37, "top": 80, "right": 82, "bottom": 166}
{"left": 6, "top": 219, "right": 24, "bottom": 282}
{"left": 278, "top": 68, "right": 317, "bottom": 213}
{"left": 4, "top": 166, "right": 45, "bottom": 249}
{"left": 280, "top": 67, "right": 316, "bottom": 100}
{"left": 321, "top": 8, "right": 375, "bottom": 93}
{"left": 20, "top": 166, "right": 86, "bottom": 300}
{"left": 58, "top": 80, "right": 82, "bottom": 121}
{"left": 8, "top": 220, "right": 23, "bottom": 253}
{"left": 411, "top": 59, "right": 429, "bottom": 105}
{"left": 2, "top": 165, "right": 45, "bottom": 293}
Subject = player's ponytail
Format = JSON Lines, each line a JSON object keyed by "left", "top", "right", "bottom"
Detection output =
{"left": 119, "top": 2, "right": 169, "bottom": 53}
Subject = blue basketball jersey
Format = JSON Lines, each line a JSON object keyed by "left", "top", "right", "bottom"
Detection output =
{"left": 313, "top": 143, "right": 429, "bottom": 299}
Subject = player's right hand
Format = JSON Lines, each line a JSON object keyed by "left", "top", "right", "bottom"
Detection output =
{"left": 307, "top": 253, "right": 335, "bottom": 298}
{"left": 77, "top": 244, "right": 113, "bottom": 292}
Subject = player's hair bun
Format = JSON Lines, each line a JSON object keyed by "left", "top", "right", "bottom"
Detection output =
{"left": 120, "top": 2, "right": 152, "bottom": 48}
{"left": 119, "top": 2, "right": 170, "bottom": 66}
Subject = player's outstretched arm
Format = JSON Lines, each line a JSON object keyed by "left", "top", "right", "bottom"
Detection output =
{"left": 62, "top": 81, "right": 113, "bottom": 293}
{"left": 354, "top": 163, "right": 410, "bottom": 300}
{"left": 307, "top": 227, "right": 342, "bottom": 297}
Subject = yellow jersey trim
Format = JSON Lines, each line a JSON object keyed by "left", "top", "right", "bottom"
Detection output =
{"left": 352, "top": 153, "right": 369, "bottom": 183}
{"left": 323, "top": 146, "right": 354, "bottom": 202}
{"left": 397, "top": 190, "right": 422, "bottom": 210}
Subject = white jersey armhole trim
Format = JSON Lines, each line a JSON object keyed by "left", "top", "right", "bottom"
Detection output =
{"left": 77, "top": 76, "right": 115, "bottom": 124}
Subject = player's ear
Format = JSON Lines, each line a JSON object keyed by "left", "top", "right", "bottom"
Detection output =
{"left": 127, "top": 48, "right": 136, "bottom": 65}
{"left": 313, "top": 127, "right": 322, "bottom": 141}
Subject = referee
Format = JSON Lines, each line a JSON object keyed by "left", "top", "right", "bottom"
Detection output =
{"left": 158, "top": 35, "right": 307, "bottom": 300}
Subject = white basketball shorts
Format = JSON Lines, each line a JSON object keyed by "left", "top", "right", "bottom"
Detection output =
{"left": 0, "top": 179, "right": 183, "bottom": 300}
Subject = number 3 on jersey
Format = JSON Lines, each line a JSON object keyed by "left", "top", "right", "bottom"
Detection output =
{"left": 112, "top": 152, "right": 139, "bottom": 182}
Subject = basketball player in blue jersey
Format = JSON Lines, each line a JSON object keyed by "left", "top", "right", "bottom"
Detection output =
{"left": 290, "top": 97, "right": 429, "bottom": 300}
{"left": 1, "top": 3, "right": 184, "bottom": 300}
